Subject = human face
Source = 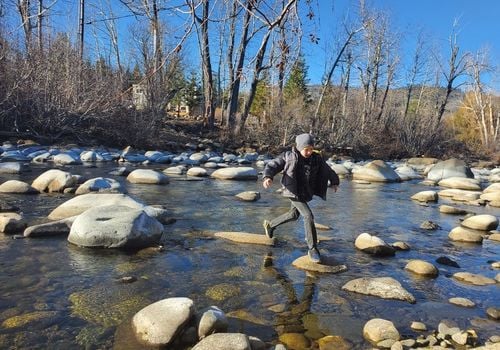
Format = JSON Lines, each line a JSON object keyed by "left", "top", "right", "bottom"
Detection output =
{"left": 300, "top": 146, "right": 314, "bottom": 158}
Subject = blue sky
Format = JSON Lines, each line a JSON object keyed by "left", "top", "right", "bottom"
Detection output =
{"left": 305, "top": 0, "right": 499, "bottom": 87}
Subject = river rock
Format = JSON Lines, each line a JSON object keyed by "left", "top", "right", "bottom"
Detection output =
{"left": 0, "top": 213, "right": 27, "bottom": 234}
{"left": 436, "top": 256, "right": 460, "bottom": 268}
{"left": 405, "top": 260, "right": 439, "bottom": 277}
{"left": 24, "top": 217, "right": 75, "bottom": 237}
{"left": 410, "top": 321, "right": 427, "bottom": 331}
{"left": 192, "top": 333, "right": 251, "bottom": 350}
{"left": 133, "top": 297, "right": 194, "bottom": 347}
{"left": 0, "top": 180, "right": 38, "bottom": 194}
{"left": 481, "top": 191, "right": 500, "bottom": 203}
{"left": 187, "top": 167, "right": 208, "bottom": 177}
{"left": 164, "top": 166, "right": 186, "bottom": 175}
{"left": 354, "top": 232, "right": 395, "bottom": 256}
{"left": 48, "top": 193, "right": 145, "bottom": 220}
{"left": 32, "top": 169, "right": 77, "bottom": 193}
{"left": 411, "top": 191, "right": 438, "bottom": 202}
{"left": 438, "top": 177, "right": 481, "bottom": 191}
{"left": 461, "top": 214, "right": 499, "bottom": 231}
{"left": 127, "top": 169, "right": 169, "bottom": 184}
{"left": 363, "top": 318, "right": 400, "bottom": 344}
{"left": 189, "top": 153, "right": 208, "bottom": 163}
{"left": 449, "top": 297, "right": 475, "bottom": 307}
{"left": 329, "top": 163, "right": 350, "bottom": 177}
{"left": 68, "top": 205, "right": 163, "bottom": 248}
{"left": 213, "top": 232, "right": 274, "bottom": 246}
{"left": 75, "top": 177, "right": 125, "bottom": 195}
{"left": 292, "top": 255, "right": 348, "bottom": 273}
{"left": 438, "top": 189, "right": 482, "bottom": 202}
{"left": 420, "top": 220, "right": 440, "bottom": 230}
{"left": 198, "top": 306, "right": 228, "bottom": 340}
{"left": 211, "top": 167, "right": 258, "bottom": 180}
{"left": 427, "top": 158, "right": 474, "bottom": 182}
{"left": 352, "top": 160, "right": 401, "bottom": 182}
{"left": 317, "top": 335, "right": 352, "bottom": 350}
{"left": 0, "top": 162, "right": 27, "bottom": 174}
{"left": 80, "top": 150, "right": 103, "bottom": 162}
{"left": 235, "top": 191, "right": 260, "bottom": 201}
{"left": 341, "top": 277, "right": 415, "bottom": 303}
{"left": 392, "top": 241, "right": 410, "bottom": 251}
{"left": 486, "top": 307, "right": 500, "bottom": 320}
{"left": 448, "top": 226, "right": 483, "bottom": 243}
{"left": 396, "top": 165, "right": 423, "bottom": 181}
{"left": 453, "top": 272, "right": 496, "bottom": 286}
{"left": 53, "top": 152, "right": 82, "bottom": 165}
{"left": 483, "top": 183, "right": 500, "bottom": 193}
{"left": 489, "top": 233, "right": 500, "bottom": 242}
{"left": 439, "top": 205, "right": 468, "bottom": 215}
{"left": 278, "top": 333, "right": 310, "bottom": 350}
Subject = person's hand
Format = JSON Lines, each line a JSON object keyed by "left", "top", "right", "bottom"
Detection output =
{"left": 331, "top": 185, "right": 338, "bottom": 192}
{"left": 263, "top": 178, "right": 273, "bottom": 189}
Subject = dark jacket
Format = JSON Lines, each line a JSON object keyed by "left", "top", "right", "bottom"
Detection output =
{"left": 263, "top": 148, "right": 339, "bottom": 201}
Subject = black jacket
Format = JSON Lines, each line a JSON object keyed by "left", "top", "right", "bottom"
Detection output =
{"left": 263, "top": 148, "right": 339, "bottom": 201}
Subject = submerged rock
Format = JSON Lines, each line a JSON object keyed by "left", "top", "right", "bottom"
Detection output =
{"left": 192, "top": 333, "right": 252, "bottom": 350}
{"left": 453, "top": 272, "right": 496, "bottom": 286}
{"left": 213, "top": 231, "right": 274, "bottom": 246}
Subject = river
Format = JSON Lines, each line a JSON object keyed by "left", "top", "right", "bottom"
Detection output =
{"left": 0, "top": 161, "right": 499, "bottom": 349}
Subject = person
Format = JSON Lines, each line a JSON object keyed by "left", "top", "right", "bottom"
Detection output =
{"left": 262, "top": 133, "right": 339, "bottom": 263}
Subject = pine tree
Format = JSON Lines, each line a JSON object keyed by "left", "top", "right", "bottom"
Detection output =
{"left": 250, "top": 73, "right": 271, "bottom": 118}
{"left": 284, "top": 54, "right": 310, "bottom": 105}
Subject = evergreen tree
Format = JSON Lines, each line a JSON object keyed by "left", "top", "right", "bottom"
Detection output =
{"left": 250, "top": 73, "right": 271, "bottom": 118}
{"left": 182, "top": 71, "right": 202, "bottom": 112}
{"left": 284, "top": 54, "right": 310, "bottom": 105}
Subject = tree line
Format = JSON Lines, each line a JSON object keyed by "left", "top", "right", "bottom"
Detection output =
{"left": 0, "top": 0, "right": 498, "bottom": 158}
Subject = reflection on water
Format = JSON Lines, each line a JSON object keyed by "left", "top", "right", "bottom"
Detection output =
{"left": 0, "top": 163, "right": 499, "bottom": 348}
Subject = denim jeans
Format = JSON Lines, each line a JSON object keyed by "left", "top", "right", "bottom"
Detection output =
{"left": 269, "top": 199, "right": 317, "bottom": 249}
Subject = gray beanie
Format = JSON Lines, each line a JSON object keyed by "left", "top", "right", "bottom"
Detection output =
{"left": 295, "top": 133, "right": 314, "bottom": 151}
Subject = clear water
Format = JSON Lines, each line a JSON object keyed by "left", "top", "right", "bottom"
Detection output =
{"left": 0, "top": 163, "right": 499, "bottom": 349}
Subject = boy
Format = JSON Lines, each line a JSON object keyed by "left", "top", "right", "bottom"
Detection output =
{"left": 262, "top": 133, "right": 339, "bottom": 263}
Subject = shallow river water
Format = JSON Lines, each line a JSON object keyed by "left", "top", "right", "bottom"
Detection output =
{"left": 0, "top": 162, "right": 499, "bottom": 349}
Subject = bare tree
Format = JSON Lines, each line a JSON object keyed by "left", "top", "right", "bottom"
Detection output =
{"left": 463, "top": 50, "right": 499, "bottom": 150}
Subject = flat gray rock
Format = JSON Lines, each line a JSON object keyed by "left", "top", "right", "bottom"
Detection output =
{"left": 292, "top": 255, "right": 347, "bottom": 273}
{"left": 211, "top": 167, "right": 258, "bottom": 180}
{"left": 342, "top": 277, "right": 416, "bottom": 303}
{"left": 213, "top": 232, "right": 275, "bottom": 246}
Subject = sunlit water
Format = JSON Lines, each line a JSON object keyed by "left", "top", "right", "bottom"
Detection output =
{"left": 0, "top": 163, "right": 499, "bottom": 349}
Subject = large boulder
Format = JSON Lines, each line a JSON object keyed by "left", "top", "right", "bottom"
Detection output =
{"left": 354, "top": 232, "right": 395, "bottom": 256}
{"left": 342, "top": 277, "right": 415, "bottom": 303}
{"left": 352, "top": 160, "right": 400, "bottom": 183}
{"left": 427, "top": 158, "right": 474, "bottom": 182}
{"left": 0, "top": 180, "right": 38, "bottom": 194}
{"left": 329, "top": 163, "right": 350, "bottom": 178}
{"left": 68, "top": 205, "right": 163, "bottom": 248}
{"left": 461, "top": 214, "right": 498, "bottom": 231}
{"left": 48, "top": 193, "right": 145, "bottom": 220}
{"left": 192, "top": 333, "right": 252, "bottom": 350}
{"left": 127, "top": 169, "right": 169, "bottom": 184}
{"left": 32, "top": 169, "right": 77, "bottom": 193}
{"left": 75, "top": 177, "right": 125, "bottom": 195}
{"left": 132, "top": 297, "right": 194, "bottom": 347}
{"left": 211, "top": 167, "right": 258, "bottom": 180}
{"left": 80, "top": 150, "right": 105, "bottom": 162}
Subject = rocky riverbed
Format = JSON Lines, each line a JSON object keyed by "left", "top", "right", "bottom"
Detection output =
{"left": 0, "top": 141, "right": 499, "bottom": 349}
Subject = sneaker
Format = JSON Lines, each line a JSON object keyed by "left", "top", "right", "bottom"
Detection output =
{"left": 308, "top": 247, "right": 321, "bottom": 264}
{"left": 263, "top": 220, "right": 274, "bottom": 239}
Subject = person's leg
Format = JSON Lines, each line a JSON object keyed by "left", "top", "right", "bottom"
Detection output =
{"left": 290, "top": 200, "right": 318, "bottom": 250}
{"left": 269, "top": 201, "right": 300, "bottom": 229}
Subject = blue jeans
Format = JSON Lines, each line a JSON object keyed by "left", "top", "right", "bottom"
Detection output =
{"left": 269, "top": 199, "right": 317, "bottom": 249}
